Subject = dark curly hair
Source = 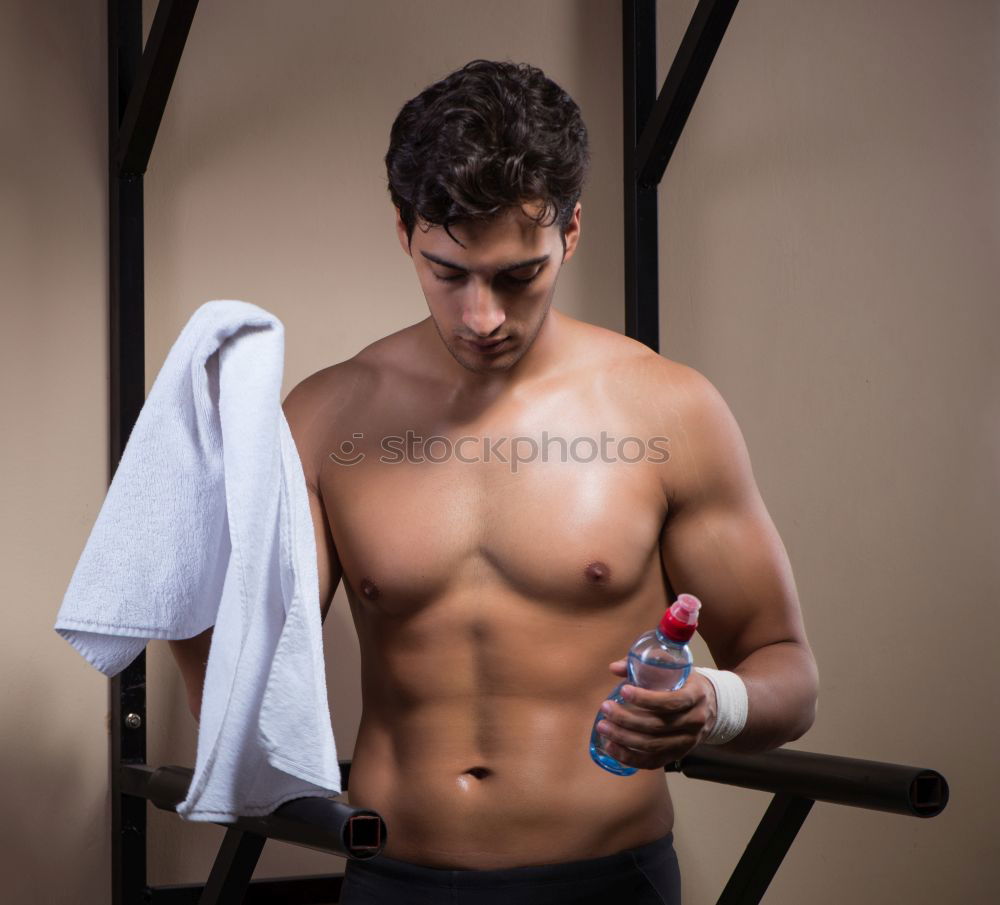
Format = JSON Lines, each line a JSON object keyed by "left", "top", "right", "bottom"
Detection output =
{"left": 385, "top": 59, "right": 590, "bottom": 251}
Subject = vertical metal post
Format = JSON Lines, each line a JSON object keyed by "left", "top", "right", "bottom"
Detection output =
{"left": 109, "top": 1, "right": 147, "bottom": 903}
{"left": 623, "top": 0, "right": 660, "bottom": 351}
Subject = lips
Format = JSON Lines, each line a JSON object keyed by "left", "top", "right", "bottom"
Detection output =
{"left": 466, "top": 337, "right": 509, "bottom": 351}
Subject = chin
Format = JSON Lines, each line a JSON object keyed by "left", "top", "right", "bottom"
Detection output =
{"left": 454, "top": 348, "right": 514, "bottom": 373}
{"left": 461, "top": 356, "right": 509, "bottom": 373}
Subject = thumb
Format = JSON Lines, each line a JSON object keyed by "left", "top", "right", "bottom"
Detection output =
{"left": 608, "top": 658, "right": 628, "bottom": 676}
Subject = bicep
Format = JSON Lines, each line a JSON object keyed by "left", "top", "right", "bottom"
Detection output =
{"left": 282, "top": 376, "right": 343, "bottom": 623}
{"left": 167, "top": 625, "right": 213, "bottom": 721}
{"left": 307, "top": 482, "right": 342, "bottom": 623}
{"left": 659, "top": 369, "right": 808, "bottom": 669}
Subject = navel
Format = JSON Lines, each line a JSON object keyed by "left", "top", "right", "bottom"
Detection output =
{"left": 461, "top": 766, "right": 492, "bottom": 780}
{"left": 584, "top": 560, "right": 612, "bottom": 583}
{"left": 359, "top": 577, "right": 380, "bottom": 601}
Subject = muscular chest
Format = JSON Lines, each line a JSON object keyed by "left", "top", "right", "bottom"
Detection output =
{"left": 318, "top": 388, "right": 670, "bottom": 615}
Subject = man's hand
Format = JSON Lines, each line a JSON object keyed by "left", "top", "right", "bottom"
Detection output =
{"left": 594, "top": 658, "right": 719, "bottom": 770}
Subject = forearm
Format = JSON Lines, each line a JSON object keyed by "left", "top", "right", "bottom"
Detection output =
{"left": 720, "top": 640, "right": 818, "bottom": 753}
{"left": 167, "top": 626, "right": 213, "bottom": 723}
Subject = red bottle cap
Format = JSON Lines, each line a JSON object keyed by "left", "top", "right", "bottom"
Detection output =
{"left": 658, "top": 593, "right": 701, "bottom": 642}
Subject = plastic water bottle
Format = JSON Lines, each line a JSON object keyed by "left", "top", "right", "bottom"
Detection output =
{"left": 590, "top": 593, "right": 702, "bottom": 776}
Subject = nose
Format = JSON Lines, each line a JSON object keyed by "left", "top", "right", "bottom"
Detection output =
{"left": 461, "top": 279, "right": 506, "bottom": 339}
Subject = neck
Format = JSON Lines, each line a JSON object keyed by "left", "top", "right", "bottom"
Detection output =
{"left": 428, "top": 304, "right": 569, "bottom": 403}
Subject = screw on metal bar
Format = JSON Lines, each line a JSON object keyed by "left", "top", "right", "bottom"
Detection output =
{"left": 124, "top": 712, "right": 143, "bottom": 729}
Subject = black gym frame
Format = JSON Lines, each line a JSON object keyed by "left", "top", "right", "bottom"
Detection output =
{"left": 106, "top": 2, "right": 948, "bottom": 904}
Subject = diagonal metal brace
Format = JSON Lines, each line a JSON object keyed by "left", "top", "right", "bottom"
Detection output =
{"left": 715, "top": 793, "right": 814, "bottom": 905}
{"left": 115, "top": 0, "right": 199, "bottom": 177}
{"left": 197, "top": 827, "right": 267, "bottom": 905}
{"left": 634, "top": 0, "right": 741, "bottom": 189}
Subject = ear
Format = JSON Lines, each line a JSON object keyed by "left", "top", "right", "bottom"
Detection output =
{"left": 560, "top": 202, "right": 582, "bottom": 263}
{"left": 394, "top": 207, "right": 412, "bottom": 257}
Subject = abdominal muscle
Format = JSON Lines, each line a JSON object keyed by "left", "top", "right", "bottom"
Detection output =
{"left": 343, "top": 602, "right": 676, "bottom": 870}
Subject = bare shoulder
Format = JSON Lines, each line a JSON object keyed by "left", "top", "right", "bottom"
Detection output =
{"left": 570, "top": 321, "right": 755, "bottom": 512}
{"left": 283, "top": 357, "right": 374, "bottom": 425}
{"left": 637, "top": 352, "right": 731, "bottom": 419}
{"left": 281, "top": 323, "right": 425, "bottom": 483}
{"left": 570, "top": 318, "right": 716, "bottom": 410}
{"left": 642, "top": 358, "right": 759, "bottom": 515}
{"left": 283, "top": 320, "right": 424, "bottom": 410}
{"left": 568, "top": 317, "right": 655, "bottom": 364}
{"left": 282, "top": 361, "right": 362, "bottom": 490}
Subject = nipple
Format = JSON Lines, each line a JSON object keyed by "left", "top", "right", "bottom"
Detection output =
{"left": 360, "top": 577, "right": 380, "bottom": 601}
{"left": 584, "top": 560, "right": 611, "bottom": 583}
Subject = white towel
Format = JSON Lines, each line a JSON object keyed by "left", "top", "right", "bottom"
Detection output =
{"left": 54, "top": 299, "right": 341, "bottom": 821}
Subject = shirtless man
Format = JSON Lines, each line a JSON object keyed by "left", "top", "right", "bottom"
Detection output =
{"left": 169, "top": 60, "right": 818, "bottom": 904}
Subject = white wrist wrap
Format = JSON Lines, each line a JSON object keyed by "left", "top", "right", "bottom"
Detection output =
{"left": 694, "top": 667, "right": 748, "bottom": 745}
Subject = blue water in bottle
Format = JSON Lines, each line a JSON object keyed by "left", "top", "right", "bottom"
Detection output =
{"left": 589, "top": 594, "right": 701, "bottom": 776}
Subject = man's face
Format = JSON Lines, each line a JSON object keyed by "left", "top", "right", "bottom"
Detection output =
{"left": 396, "top": 200, "right": 581, "bottom": 375}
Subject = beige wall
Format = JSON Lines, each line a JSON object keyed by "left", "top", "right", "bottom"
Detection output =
{"left": 658, "top": 3, "right": 999, "bottom": 902}
{"left": 3, "top": 0, "right": 995, "bottom": 902}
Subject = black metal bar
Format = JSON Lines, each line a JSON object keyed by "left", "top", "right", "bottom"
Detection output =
{"left": 116, "top": 0, "right": 200, "bottom": 177}
{"left": 671, "top": 746, "right": 949, "bottom": 818}
{"left": 149, "top": 874, "right": 345, "bottom": 905}
{"left": 715, "top": 793, "right": 814, "bottom": 905}
{"left": 109, "top": 3, "right": 147, "bottom": 904}
{"left": 635, "top": 0, "right": 741, "bottom": 188}
{"left": 107, "top": 2, "right": 146, "bottom": 472}
{"left": 622, "top": 0, "right": 659, "bottom": 351}
{"left": 110, "top": 653, "right": 147, "bottom": 905}
{"left": 197, "top": 827, "right": 268, "bottom": 905}
{"left": 121, "top": 762, "right": 386, "bottom": 861}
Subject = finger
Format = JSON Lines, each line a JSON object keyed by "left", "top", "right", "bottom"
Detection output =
{"left": 598, "top": 723, "right": 698, "bottom": 767}
{"left": 620, "top": 684, "right": 696, "bottom": 714}
{"left": 596, "top": 718, "right": 657, "bottom": 753}
{"left": 608, "top": 658, "right": 628, "bottom": 676}
{"left": 601, "top": 698, "right": 707, "bottom": 738}
{"left": 599, "top": 738, "right": 647, "bottom": 769}
{"left": 599, "top": 700, "right": 664, "bottom": 735}
{"left": 598, "top": 733, "right": 669, "bottom": 771}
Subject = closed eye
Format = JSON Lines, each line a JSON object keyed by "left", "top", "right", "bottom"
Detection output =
{"left": 432, "top": 269, "right": 542, "bottom": 285}
{"left": 505, "top": 271, "right": 541, "bottom": 284}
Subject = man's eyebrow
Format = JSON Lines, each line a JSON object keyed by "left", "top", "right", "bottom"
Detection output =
{"left": 419, "top": 251, "right": 550, "bottom": 273}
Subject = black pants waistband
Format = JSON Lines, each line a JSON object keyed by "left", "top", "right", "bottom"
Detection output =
{"left": 353, "top": 831, "right": 675, "bottom": 888}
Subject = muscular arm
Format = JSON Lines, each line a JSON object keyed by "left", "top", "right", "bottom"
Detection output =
{"left": 167, "top": 375, "right": 343, "bottom": 722}
{"left": 658, "top": 364, "right": 818, "bottom": 752}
